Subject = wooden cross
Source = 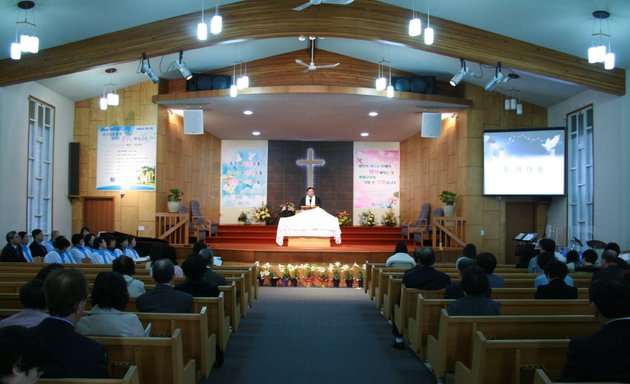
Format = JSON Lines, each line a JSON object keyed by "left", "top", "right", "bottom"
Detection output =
{"left": 296, "top": 148, "right": 325, "bottom": 188}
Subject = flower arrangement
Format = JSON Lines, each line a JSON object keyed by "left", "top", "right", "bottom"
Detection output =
{"left": 381, "top": 209, "right": 398, "bottom": 227}
{"left": 343, "top": 265, "right": 354, "bottom": 281}
{"left": 254, "top": 203, "right": 272, "bottom": 223}
{"left": 278, "top": 202, "right": 296, "bottom": 217}
{"left": 336, "top": 210, "right": 352, "bottom": 226}
{"left": 329, "top": 262, "right": 341, "bottom": 281}
{"left": 360, "top": 210, "right": 376, "bottom": 226}
{"left": 280, "top": 264, "right": 291, "bottom": 279}
{"left": 255, "top": 262, "right": 365, "bottom": 287}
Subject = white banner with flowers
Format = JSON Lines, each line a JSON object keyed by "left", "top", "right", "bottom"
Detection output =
{"left": 353, "top": 142, "right": 400, "bottom": 226}
{"left": 220, "top": 140, "right": 268, "bottom": 223}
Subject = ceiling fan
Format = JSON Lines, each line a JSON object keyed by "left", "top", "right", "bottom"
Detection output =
{"left": 295, "top": 37, "right": 340, "bottom": 72}
{"left": 293, "top": 0, "right": 354, "bottom": 11}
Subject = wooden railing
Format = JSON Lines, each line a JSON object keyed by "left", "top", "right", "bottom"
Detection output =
{"left": 432, "top": 217, "right": 466, "bottom": 248}
{"left": 156, "top": 213, "right": 189, "bottom": 246}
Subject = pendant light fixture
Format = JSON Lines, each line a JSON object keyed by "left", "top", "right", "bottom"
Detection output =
{"left": 424, "top": 0, "right": 434, "bottom": 45}
{"left": 197, "top": 0, "right": 208, "bottom": 40}
{"left": 588, "top": 11, "right": 610, "bottom": 65}
{"left": 10, "top": 1, "right": 39, "bottom": 60}
{"left": 230, "top": 63, "right": 238, "bottom": 97}
{"left": 210, "top": 0, "right": 222, "bottom": 35}
{"left": 386, "top": 61, "right": 394, "bottom": 98}
{"left": 408, "top": 1, "right": 421, "bottom": 37}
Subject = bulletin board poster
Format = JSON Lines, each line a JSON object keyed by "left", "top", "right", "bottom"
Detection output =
{"left": 96, "top": 126, "right": 157, "bottom": 191}
{"left": 353, "top": 142, "right": 400, "bottom": 224}
{"left": 220, "top": 140, "right": 268, "bottom": 210}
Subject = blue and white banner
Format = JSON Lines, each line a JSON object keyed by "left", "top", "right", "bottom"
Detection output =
{"left": 96, "top": 126, "right": 156, "bottom": 191}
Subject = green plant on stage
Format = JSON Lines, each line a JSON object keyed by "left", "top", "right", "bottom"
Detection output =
{"left": 439, "top": 190, "right": 457, "bottom": 205}
{"left": 168, "top": 188, "right": 183, "bottom": 202}
{"left": 281, "top": 264, "right": 290, "bottom": 279}
{"left": 343, "top": 265, "right": 354, "bottom": 281}
{"left": 329, "top": 262, "right": 341, "bottom": 280}
{"left": 238, "top": 211, "right": 248, "bottom": 223}
{"left": 360, "top": 210, "right": 376, "bottom": 226}
{"left": 381, "top": 209, "right": 398, "bottom": 226}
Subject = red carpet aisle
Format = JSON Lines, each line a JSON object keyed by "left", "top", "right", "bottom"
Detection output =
{"left": 203, "top": 287, "right": 436, "bottom": 384}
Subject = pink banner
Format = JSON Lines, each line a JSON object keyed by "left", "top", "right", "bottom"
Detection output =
{"left": 354, "top": 149, "right": 400, "bottom": 209}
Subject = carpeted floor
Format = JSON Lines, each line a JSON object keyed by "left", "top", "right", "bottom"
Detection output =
{"left": 203, "top": 287, "right": 436, "bottom": 384}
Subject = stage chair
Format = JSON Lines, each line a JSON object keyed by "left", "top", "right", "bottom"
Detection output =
{"left": 190, "top": 200, "right": 214, "bottom": 240}
{"left": 401, "top": 203, "right": 430, "bottom": 239}
{"left": 417, "top": 207, "right": 444, "bottom": 245}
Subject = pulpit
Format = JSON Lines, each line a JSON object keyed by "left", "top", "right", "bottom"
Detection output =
{"left": 276, "top": 207, "right": 342, "bottom": 247}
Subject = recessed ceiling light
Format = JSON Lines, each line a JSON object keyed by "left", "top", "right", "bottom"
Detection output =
{"left": 252, "top": 131, "right": 261, "bottom": 136}
{"left": 243, "top": 110, "right": 253, "bottom": 115}
{"left": 360, "top": 132, "right": 369, "bottom": 137}
{"left": 368, "top": 111, "right": 378, "bottom": 117}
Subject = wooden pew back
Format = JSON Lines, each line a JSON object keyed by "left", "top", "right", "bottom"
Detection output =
{"left": 38, "top": 365, "right": 140, "bottom": 384}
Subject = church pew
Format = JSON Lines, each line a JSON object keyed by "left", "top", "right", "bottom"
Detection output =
{"left": 214, "top": 266, "right": 256, "bottom": 307}
{"left": 38, "top": 365, "right": 140, "bottom": 384}
{"left": 218, "top": 282, "right": 240, "bottom": 332}
{"left": 393, "top": 285, "right": 422, "bottom": 343}
{"left": 224, "top": 274, "right": 248, "bottom": 319}
{"left": 531, "top": 368, "right": 615, "bottom": 384}
{"left": 406, "top": 295, "right": 593, "bottom": 360}
{"left": 90, "top": 329, "right": 196, "bottom": 384}
{"left": 453, "top": 331, "right": 570, "bottom": 384}
{"left": 373, "top": 268, "right": 407, "bottom": 309}
{"left": 366, "top": 262, "right": 385, "bottom": 297}
{"left": 420, "top": 287, "right": 589, "bottom": 300}
{"left": 137, "top": 308, "right": 216, "bottom": 381}
{"left": 382, "top": 276, "right": 402, "bottom": 320}
{"left": 425, "top": 309, "right": 598, "bottom": 382}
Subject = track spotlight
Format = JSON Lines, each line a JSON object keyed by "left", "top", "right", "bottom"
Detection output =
{"left": 176, "top": 51, "right": 193, "bottom": 80}
{"left": 484, "top": 62, "right": 504, "bottom": 92}
{"left": 140, "top": 53, "right": 159, "bottom": 84}
{"left": 449, "top": 59, "right": 469, "bottom": 86}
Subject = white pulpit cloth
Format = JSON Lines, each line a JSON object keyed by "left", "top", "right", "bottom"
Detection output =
{"left": 276, "top": 207, "right": 342, "bottom": 246}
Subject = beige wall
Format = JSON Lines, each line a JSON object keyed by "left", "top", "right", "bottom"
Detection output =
{"left": 72, "top": 82, "right": 221, "bottom": 238}
{"left": 156, "top": 108, "right": 221, "bottom": 220}
{"left": 401, "top": 83, "right": 549, "bottom": 262}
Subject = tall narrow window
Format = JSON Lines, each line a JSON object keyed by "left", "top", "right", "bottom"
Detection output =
{"left": 27, "top": 98, "right": 54, "bottom": 236}
{"left": 567, "top": 106, "right": 593, "bottom": 244}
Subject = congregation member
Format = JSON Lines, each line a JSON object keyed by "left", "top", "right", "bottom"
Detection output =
{"left": 476, "top": 252, "right": 505, "bottom": 288}
{"left": 31, "top": 269, "right": 109, "bottom": 378}
{"left": 0, "top": 325, "right": 45, "bottom": 384}
{"left": 199, "top": 248, "right": 226, "bottom": 286}
{"left": 528, "top": 238, "right": 563, "bottom": 274}
{"left": 112, "top": 255, "right": 146, "bottom": 297}
{"left": 34, "top": 263, "right": 64, "bottom": 282}
{"left": 558, "top": 277, "right": 630, "bottom": 382}
{"left": 385, "top": 241, "right": 415, "bottom": 269}
{"left": 565, "top": 250, "right": 581, "bottom": 272}
{"left": 79, "top": 227, "right": 91, "bottom": 237}
{"left": 18, "top": 231, "right": 33, "bottom": 263}
{"left": 103, "top": 235, "right": 119, "bottom": 260}
{"left": 76, "top": 272, "right": 145, "bottom": 337}
{"left": 446, "top": 266, "right": 500, "bottom": 316}
{"left": 535, "top": 260, "right": 578, "bottom": 300}
{"left": 392, "top": 247, "right": 451, "bottom": 349}
{"left": 574, "top": 249, "right": 599, "bottom": 273}
{"left": 192, "top": 240, "right": 208, "bottom": 255}
{"left": 137, "top": 259, "right": 193, "bottom": 313}
{"left": 89, "top": 236, "right": 111, "bottom": 264}
{"left": 28, "top": 229, "right": 48, "bottom": 259}
{"left": 0, "top": 279, "right": 48, "bottom": 329}
{"left": 175, "top": 254, "right": 220, "bottom": 297}
{"left": 1, "top": 231, "right": 26, "bottom": 262}
{"left": 123, "top": 235, "right": 140, "bottom": 260}
{"left": 83, "top": 233, "right": 96, "bottom": 254}
{"left": 69, "top": 234, "right": 91, "bottom": 263}
{"left": 43, "top": 230, "right": 61, "bottom": 253}
{"left": 43, "top": 236, "right": 75, "bottom": 264}
{"left": 533, "top": 251, "right": 575, "bottom": 288}
{"left": 161, "top": 245, "right": 184, "bottom": 278}
{"left": 444, "top": 258, "right": 479, "bottom": 299}
{"left": 591, "top": 250, "right": 625, "bottom": 282}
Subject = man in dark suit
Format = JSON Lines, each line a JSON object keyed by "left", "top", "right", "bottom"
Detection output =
{"left": 392, "top": 247, "right": 451, "bottom": 349}
{"left": 199, "top": 248, "right": 226, "bottom": 287}
{"left": 1, "top": 231, "right": 26, "bottom": 262}
{"left": 446, "top": 266, "right": 500, "bottom": 316}
{"left": 175, "top": 254, "right": 220, "bottom": 297}
{"left": 558, "top": 278, "right": 630, "bottom": 382}
{"left": 136, "top": 259, "right": 194, "bottom": 313}
{"left": 535, "top": 260, "right": 578, "bottom": 299}
{"left": 29, "top": 229, "right": 48, "bottom": 259}
{"left": 30, "top": 269, "right": 109, "bottom": 378}
{"left": 300, "top": 187, "right": 322, "bottom": 208}
{"left": 574, "top": 249, "right": 600, "bottom": 273}
{"left": 591, "top": 250, "right": 625, "bottom": 282}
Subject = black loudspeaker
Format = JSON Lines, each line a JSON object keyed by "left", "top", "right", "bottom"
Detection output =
{"left": 391, "top": 76, "right": 436, "bottom": 94}
{"left": 186, "top": 74, "right": 232, "bottom": 91}
{"left": 68, "top": 142, "right": 80, "bottom": 196}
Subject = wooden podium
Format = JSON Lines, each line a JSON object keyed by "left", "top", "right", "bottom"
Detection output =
{"left": 287, "top": 236, "right": 330, "bottom": 247}
{"left": 300, "top": 205, "right": 318, "bottom": 211}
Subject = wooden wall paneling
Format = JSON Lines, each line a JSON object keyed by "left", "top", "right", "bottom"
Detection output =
{"left": 0, "top": 0, "right": 623, "bottom": 95}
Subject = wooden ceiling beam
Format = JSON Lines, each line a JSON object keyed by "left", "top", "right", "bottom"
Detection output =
{"left": 0, "top": 0, "right": 624, "bottom": 95}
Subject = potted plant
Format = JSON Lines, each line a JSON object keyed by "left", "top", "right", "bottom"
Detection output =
{"left": 269, "top": 270, "right": 279, "bottom": 287}
{"left": 357, "top": 269, "right": 364, "bottom": 288}
{"left": 289, "top": 264, "right": 299, "bottom": 287}
{"left": 381, "top": 209, "right": 398, "bottom": 227}
{"left": 318, "top": 267, "right": 329, "bottom": 288}
{"left": 344, "top": 268, "right": 354, "bottom": 288}
{"left": 238, "top": 211, "right": 248, "bottom": 225}
{"left": 439, "top": 190, "right": 457, "bottom": 217}
{"left": 281, "top": 265, "right": 291, "bottom": 287}
{"left": 167, "top": 188, "right": 183, "bottom": 213}
{"left": 331, "top": 263, "right": 341, "bottom": 288}
{"left": 258, "top": 269, "right": 270, "bottom": 286}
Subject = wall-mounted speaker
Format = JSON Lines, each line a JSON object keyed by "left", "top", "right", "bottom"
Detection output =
{"left": 392, "top": 76, "right": 436, "bottom": 94}
{"left": 186, "top": 74, "right": 231, "bottom": 91}
{"left": 184, "top": 109, "right": 204, "bottom": 135}
{"left": 68, "top": 142, "right": 80, "bottom": 196}
{"left": 421, "top": 112, "right": 442, "bottom": 138}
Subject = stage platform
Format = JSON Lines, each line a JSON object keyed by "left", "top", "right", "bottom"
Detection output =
{"left": 204, "top": 225, "right": 463, "bottom": 264}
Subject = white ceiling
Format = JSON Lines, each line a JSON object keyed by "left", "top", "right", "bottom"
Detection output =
{"left": 1, "top": 0, "right": 627, "bottom": 141}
